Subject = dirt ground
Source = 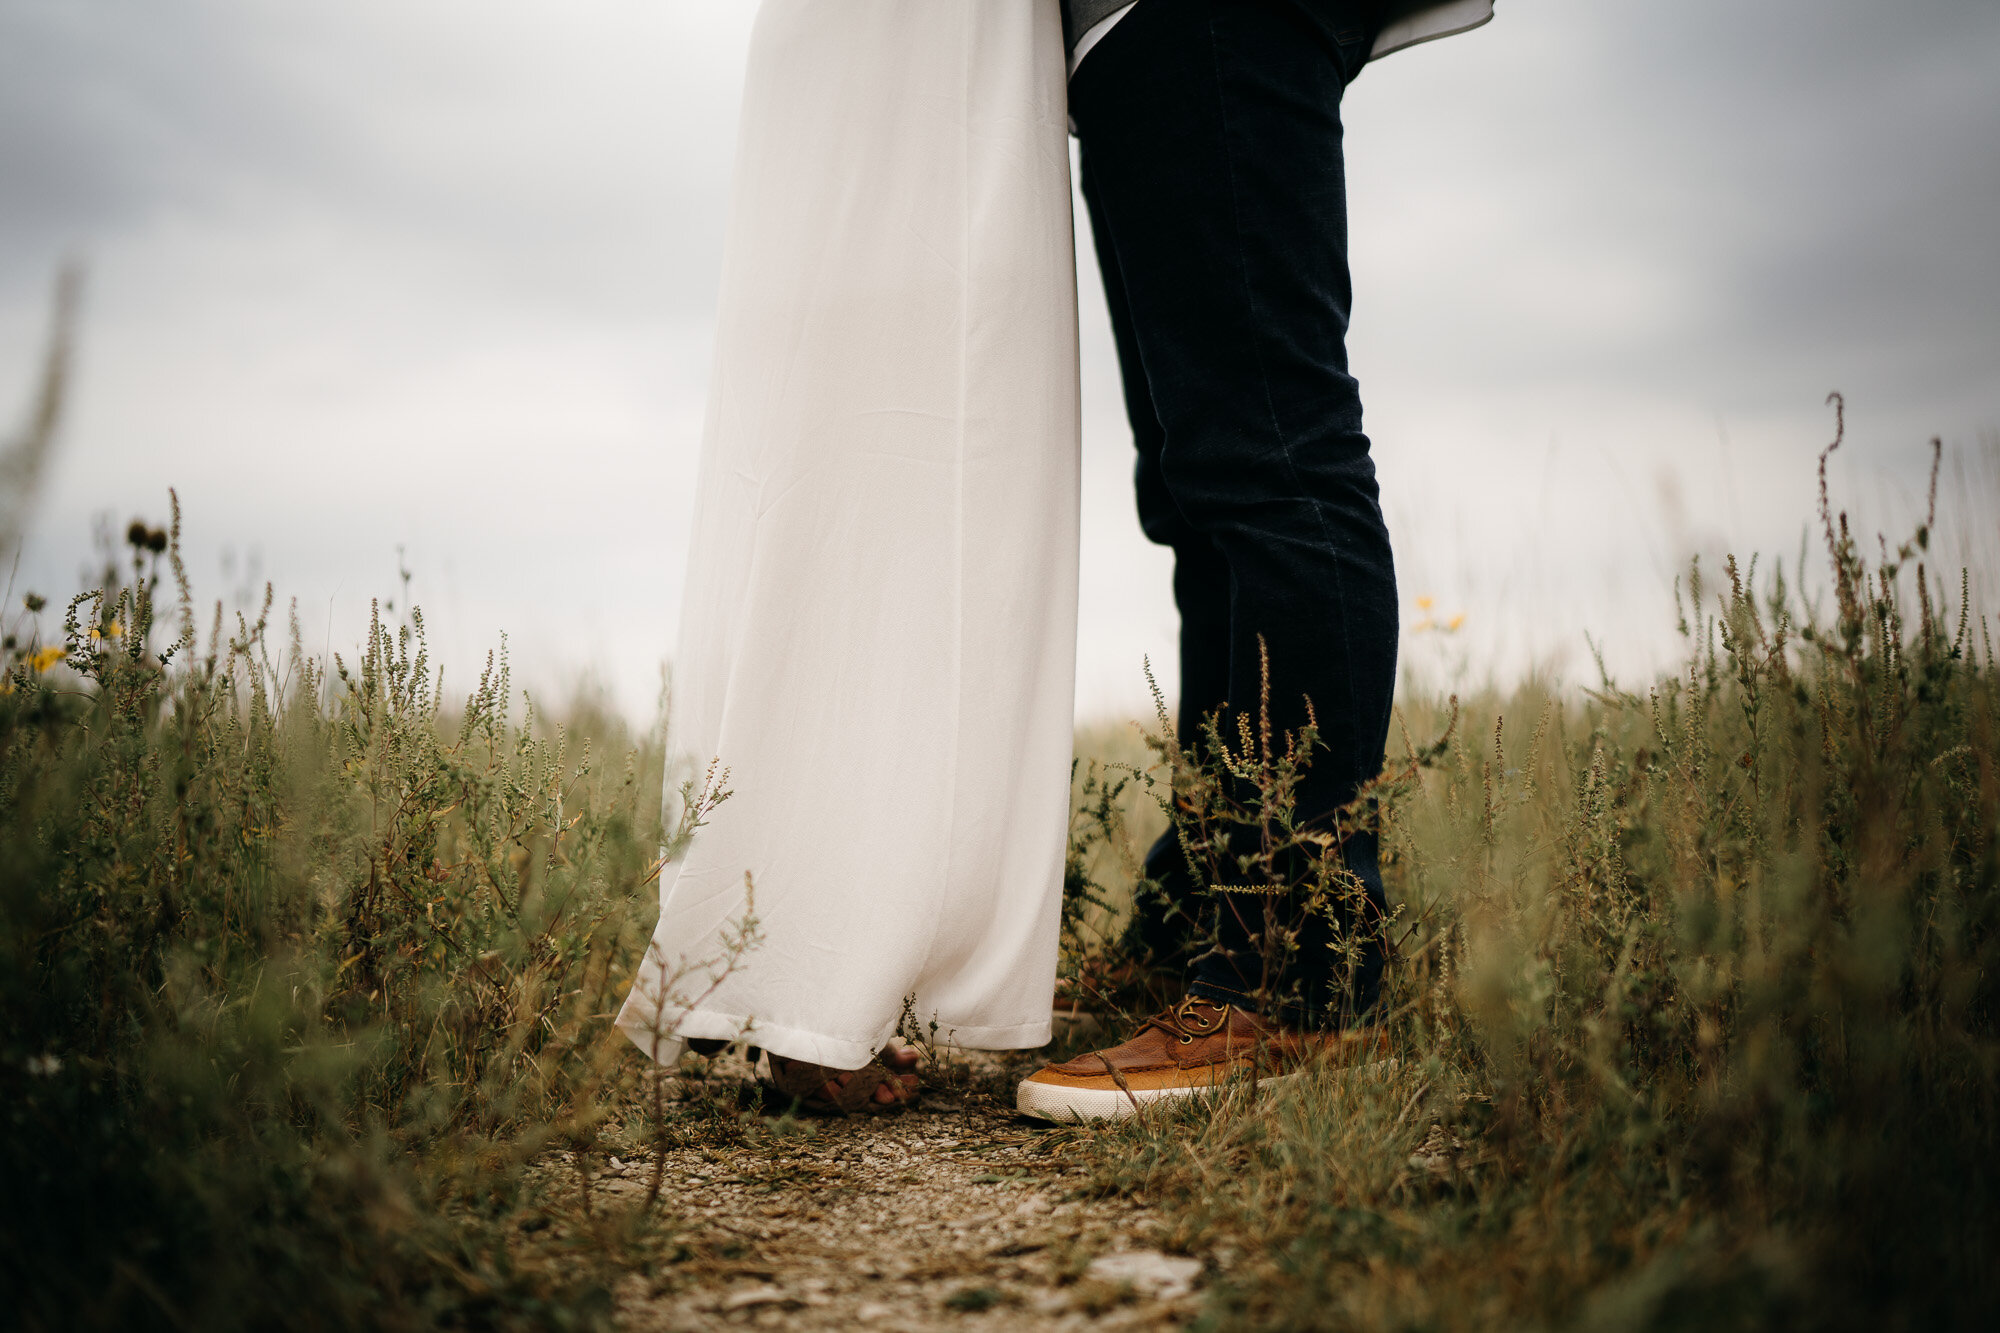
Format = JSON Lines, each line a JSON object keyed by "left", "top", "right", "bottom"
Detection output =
{"left": 567, "top": 1048, "right": 1210, "bottom": 1331}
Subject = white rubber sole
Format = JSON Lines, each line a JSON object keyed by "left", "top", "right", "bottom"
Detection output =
{"left": 1015, "top": 1069, "right": 1300, "bottom": 1123}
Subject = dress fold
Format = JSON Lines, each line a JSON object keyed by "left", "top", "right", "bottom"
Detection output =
{"left": 617, "top": 0, "right": 1080, "bottom": 1071}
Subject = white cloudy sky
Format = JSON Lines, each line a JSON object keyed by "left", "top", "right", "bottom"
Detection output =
{"left": 2, "top": 0, "right": 1997, "bottom": 720}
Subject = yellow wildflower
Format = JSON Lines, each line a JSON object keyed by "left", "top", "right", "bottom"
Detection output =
{"left": 29, "top": 645, "right": 65, "bottom": 672}
{"left": 1415, "top": 596, "right": 1434, "bottom": 612}
{"left": 1447, "top": 614, "right": 1466, "bottom": 631}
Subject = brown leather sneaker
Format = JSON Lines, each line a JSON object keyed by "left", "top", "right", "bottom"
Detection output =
{"left": 1017, "top": 996, "right": 1386, "bottom": 1122}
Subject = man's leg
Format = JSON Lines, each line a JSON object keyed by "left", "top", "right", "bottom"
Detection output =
{"left": 1071, "top": 0, "right": 1397, "bottom": 1024}
{"left": 1078, "top": 156, "right": 1229, "bottom": 971}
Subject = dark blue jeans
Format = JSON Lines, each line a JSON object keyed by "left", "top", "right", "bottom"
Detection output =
{"left": 1070, "top": 0, "right": 1396, "bottom": 1025}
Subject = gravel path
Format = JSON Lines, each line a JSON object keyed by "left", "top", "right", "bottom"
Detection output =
{"left": 585, "top": 1051, "right": 1206, "bottom": 1331}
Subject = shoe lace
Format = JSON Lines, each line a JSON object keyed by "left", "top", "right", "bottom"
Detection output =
{"left": 1143, "top": 996, "right": 1233, "bottom": 1046}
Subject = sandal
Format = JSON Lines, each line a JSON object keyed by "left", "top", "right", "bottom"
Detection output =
{"left": 763, "top": 1047, "right": 919, "bottom": 1116}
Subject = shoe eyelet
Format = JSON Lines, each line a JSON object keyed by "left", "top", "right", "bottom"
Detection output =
{"left": 1178, "top": 1034, "right": 1193, "bottom": 1045}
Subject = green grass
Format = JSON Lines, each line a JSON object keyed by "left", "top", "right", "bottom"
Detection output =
{"left": 1052, "top": 461, "right": 2000, "bottom": 1328}
{"left": 2, "top": 499, "right": 677, "bottom": 1329}
{"left": 4, "top": 436, "right": 1996, "bottom": 1329}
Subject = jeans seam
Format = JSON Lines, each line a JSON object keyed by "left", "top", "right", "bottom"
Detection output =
{"left": 1203, "top": 2, "right": 1363, "bottom": 777}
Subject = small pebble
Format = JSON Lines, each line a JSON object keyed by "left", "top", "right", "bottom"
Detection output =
{"left": 1086, "top": 1250, "right": 1204, "bottom": 1302}
{"left": 720, "top": 1285, "right": 792, "bottom": 1312}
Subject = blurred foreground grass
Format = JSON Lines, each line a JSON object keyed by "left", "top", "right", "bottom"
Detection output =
{"left": 3, "top": 499, "right": 683, "bottom": 1328}
{"left": 4, "top": 450, "right": 1997, "bottom": 1328}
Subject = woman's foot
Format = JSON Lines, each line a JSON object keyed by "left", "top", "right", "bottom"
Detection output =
{"left": 768, "top": 1043, "right": 919, "bottom": 1114}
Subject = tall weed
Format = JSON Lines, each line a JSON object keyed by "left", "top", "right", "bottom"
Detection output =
{"left": 1058, "top": 412, "right": 1998, "bottom": 1329}
{"left": 1, "top": 499, "right": 699, "bottom": 1329}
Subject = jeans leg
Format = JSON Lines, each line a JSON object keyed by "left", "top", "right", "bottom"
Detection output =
{"left": 1071, "top": 0, "right": 1397, "bottom": 1023}
{"left": 1080, "top": 153, "right": 1233, "bottom": 745}
{"left": 1081, "top": 151, "right": 1227, "bottom": 967}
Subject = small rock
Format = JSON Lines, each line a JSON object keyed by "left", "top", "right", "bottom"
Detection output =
{"left": 1028, "top": 1290, "right": 1072, "bottom": 1316}
{"left": 1085, "top": 1250, "right": 1203, "bottom": 1302}
{"left": 720, "top": 1285, "right": 793, "bottom": 1312}
{"left": 854, "top": 1301, "right": 895, "bottom": 1322}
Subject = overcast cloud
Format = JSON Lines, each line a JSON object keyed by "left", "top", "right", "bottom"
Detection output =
{"left": 2, "top": 0, "right": 1996, "bottom": 719}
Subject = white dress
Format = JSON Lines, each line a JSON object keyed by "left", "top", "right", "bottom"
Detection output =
{"left": 617, "top": 0, "right": 1081, "bottom": 1071}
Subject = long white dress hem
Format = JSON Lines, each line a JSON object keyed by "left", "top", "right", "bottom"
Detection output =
{"left": 629, "top": 1009, "right": 1056, "bottom": 1073}
{"left": 615, "top": 0, "right": 1081, "bottom": 1073}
